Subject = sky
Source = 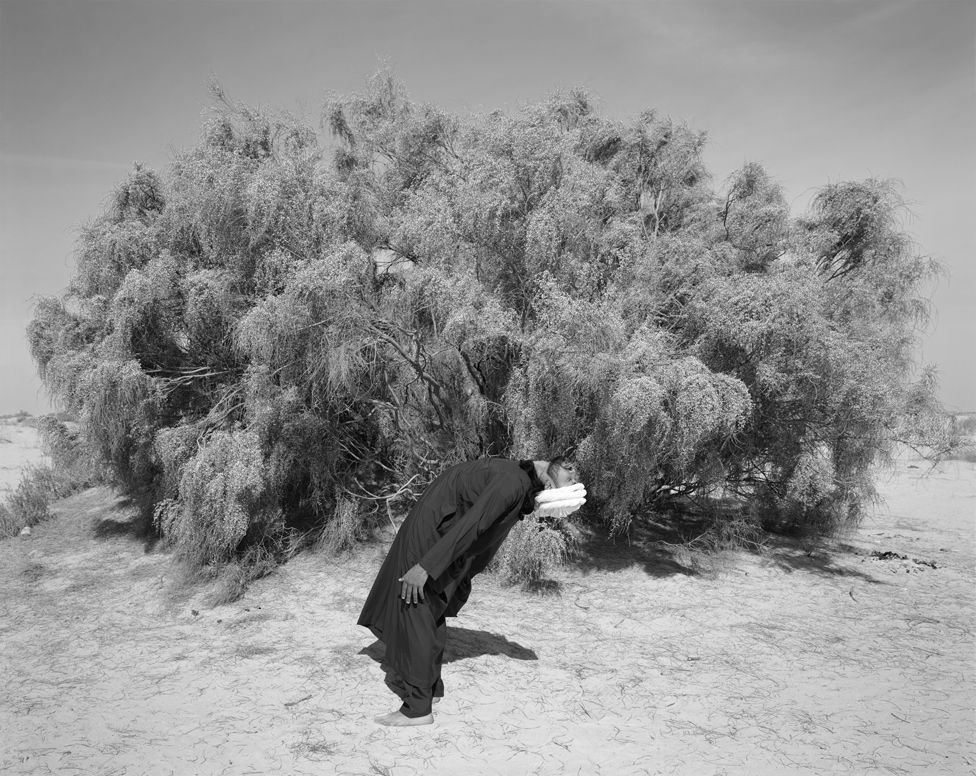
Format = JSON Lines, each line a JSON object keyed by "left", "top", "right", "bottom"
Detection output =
{"left": 1, "top": 0, "right": 973, "bottom": 413}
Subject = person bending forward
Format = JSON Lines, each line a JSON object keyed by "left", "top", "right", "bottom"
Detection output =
{"left": 357, "top": 456, "right": 578, "bottom": 726}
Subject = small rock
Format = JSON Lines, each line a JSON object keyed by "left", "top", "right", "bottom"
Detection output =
{"left": 191, "top": 609, "right": 199, "bottom": 616}
{"left": 19, "top": 526, "right": 31, "bottom": 537}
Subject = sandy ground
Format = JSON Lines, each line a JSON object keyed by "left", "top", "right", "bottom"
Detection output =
{"left": 0, "top": 420, "right": 48, "bottom": 497}
{"left": 0, "top": 426, "right": 973, "bottom": 775}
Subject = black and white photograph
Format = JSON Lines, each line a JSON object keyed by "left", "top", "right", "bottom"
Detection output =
{"left": 1, "top": 1, "right": 973, "bottom": 773}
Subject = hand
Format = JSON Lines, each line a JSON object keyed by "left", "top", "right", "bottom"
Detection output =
{"left": 398, "top": 564, "right": 429, "bottom": 605}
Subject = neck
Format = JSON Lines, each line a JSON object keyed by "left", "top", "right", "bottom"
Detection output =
{"left": 533, "top": 460, "right": 555, "bottom": 489}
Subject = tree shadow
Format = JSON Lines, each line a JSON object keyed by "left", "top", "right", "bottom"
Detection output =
{"left": 570, "top": 513, "right": 895, "bottom": 585}
{"left": 93, "top": 516, "right": 143, "bottom": 539}
{"left": 570, "top": 518, "right": 698, "bottom": 578}
{"left": 522, "top": 578, "right": 562, "bottom": 596}
{"left": 91, "top": 503, "right": 160, "bottom": 551}
{"left": 759, "top": 536, "right": 889, "bottom": 585}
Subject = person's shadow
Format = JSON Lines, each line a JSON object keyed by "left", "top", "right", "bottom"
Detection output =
{"left": 359, "top": 626, "right": 537, "bottom": 669}
{"left": 359, "top": 628, "right": 537, "bottom": 700}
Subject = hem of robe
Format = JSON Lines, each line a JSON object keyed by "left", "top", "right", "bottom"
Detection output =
{"left": 360, "top": 622, "right": 448, "bottom": 689}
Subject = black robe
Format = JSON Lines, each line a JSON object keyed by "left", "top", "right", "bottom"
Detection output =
{"left": 357, "top": 458, "right": 544, "bottom": 688}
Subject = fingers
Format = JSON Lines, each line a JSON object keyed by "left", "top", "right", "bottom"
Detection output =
{"left": 403, "top": 583, "right": 423, "bottom": 605}
{"left": 396, "top": 578, "right": 426, "bottom": 605}
{"left": 399, "top": 581, "right": 414, "bottom": 604}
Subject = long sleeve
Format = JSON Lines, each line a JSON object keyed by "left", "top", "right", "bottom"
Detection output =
{"left": 419, "top": 476, "right": 522, "bottom": 581}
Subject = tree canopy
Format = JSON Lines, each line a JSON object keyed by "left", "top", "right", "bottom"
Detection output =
{"left": 28, "top": 73, "right": 949, "bottom": 578}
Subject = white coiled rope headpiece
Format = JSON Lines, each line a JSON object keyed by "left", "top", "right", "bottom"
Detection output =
{"left": 532, "top": 482, "right": 586, "bottom": 519}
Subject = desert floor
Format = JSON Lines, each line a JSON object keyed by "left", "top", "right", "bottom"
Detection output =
{"left": 0, "top": 419, "right": 49, "bottom": 496}
{"left": 1, "top": 422, "right": 973, "bottom": 776}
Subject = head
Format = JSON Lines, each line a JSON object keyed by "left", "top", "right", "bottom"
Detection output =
{"left": 545, "top": 456, "right": 579, "bottom": 489}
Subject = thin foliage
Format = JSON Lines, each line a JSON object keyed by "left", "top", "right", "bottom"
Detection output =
{"left": 28, "top": 71, "right": 949, "bottom": 586}
{"left": 490, "top": 515, "right": 578, "bottom": 585}
{"left": 1, "top": 465, "right": 79, "bottom": 537}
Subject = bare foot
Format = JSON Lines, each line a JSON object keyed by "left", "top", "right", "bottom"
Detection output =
{"left": 374, "top": 710, "right": 434, "bottom": 726}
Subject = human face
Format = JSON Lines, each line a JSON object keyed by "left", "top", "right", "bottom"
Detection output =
{"left": 549, "top": 461, "right": 579, "bottom": 489}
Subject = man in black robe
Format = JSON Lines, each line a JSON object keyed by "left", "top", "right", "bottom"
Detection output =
{"left": 358, "top": 456, "right": 579, "bottom": 726}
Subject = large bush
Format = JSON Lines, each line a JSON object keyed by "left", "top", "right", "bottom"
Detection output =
{"left": 28, "top": 73, "right": 947, "bottom": 577}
